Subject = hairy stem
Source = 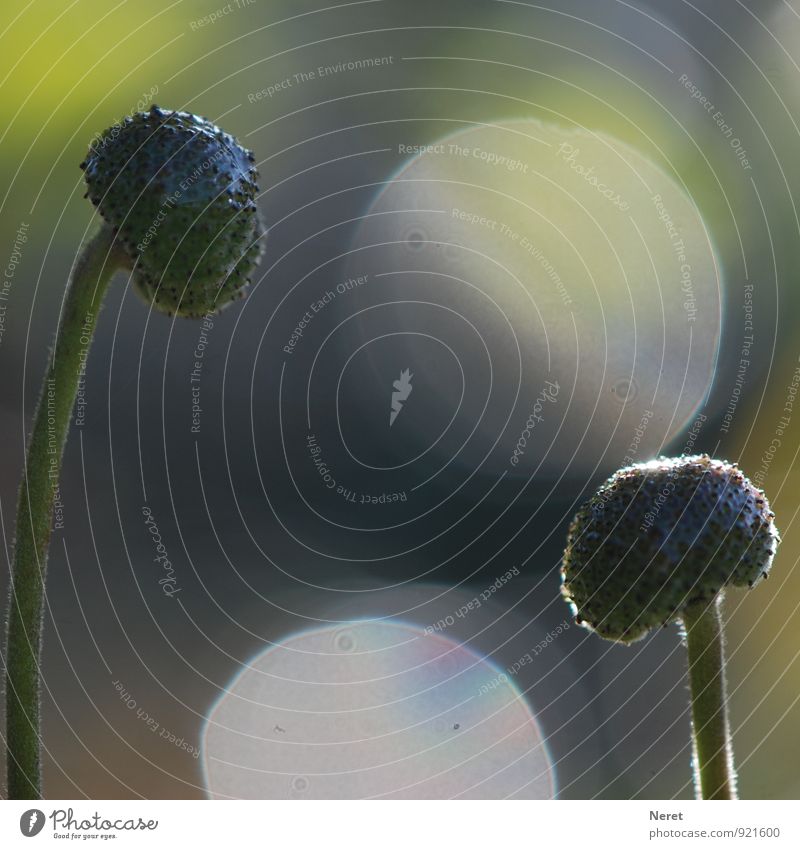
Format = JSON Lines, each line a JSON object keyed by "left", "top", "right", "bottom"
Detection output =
{"left": 5, "top": 224, "right": 125, "bottom": 799}
{"left": 682, "top": 594, "right": 737, "bottom": 800}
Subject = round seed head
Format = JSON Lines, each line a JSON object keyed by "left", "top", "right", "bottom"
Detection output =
{"left": 81, "top": 105, "right": 264, "bottom": 317}
{"left": 560, "top": 455, "right": 779, "bottom": 643}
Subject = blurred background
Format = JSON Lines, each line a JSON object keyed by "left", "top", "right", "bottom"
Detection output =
{"left": 0, "top": 0, "right": 798, "bottom": 799}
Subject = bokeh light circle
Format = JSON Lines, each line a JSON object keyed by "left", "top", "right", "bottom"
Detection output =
{"left": 202, "top": 620, "right": 555, "bottom": 799}
{"left": 340, "top": 120, "right": 721, "bottom": 482}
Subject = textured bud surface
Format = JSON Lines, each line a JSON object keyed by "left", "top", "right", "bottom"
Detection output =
{"left": 561, "top": 455, "right": 779, "bottom": 643}
{"left": 82, "top": 105, "right": 264, "bottom": 317}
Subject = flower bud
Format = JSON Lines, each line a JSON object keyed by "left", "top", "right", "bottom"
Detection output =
{"left": 81, "top": 105, "right": 264, "bottom": 317}
{"left": 561, "top": 455, "right": 779, "bottom": 643}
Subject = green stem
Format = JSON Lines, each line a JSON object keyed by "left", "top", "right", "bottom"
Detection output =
{"left": 5, "top": 224, "right": 126, "bottom": 799}
{"left": 681, "top": 594, "right": 737, "bottom": 800}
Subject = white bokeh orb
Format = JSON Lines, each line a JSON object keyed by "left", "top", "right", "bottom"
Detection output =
{"left": 202, "top": 620, "right": 554, "bottom": 799}
{"left": 339, "top": 121, "right": 720, "bottom": 481}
